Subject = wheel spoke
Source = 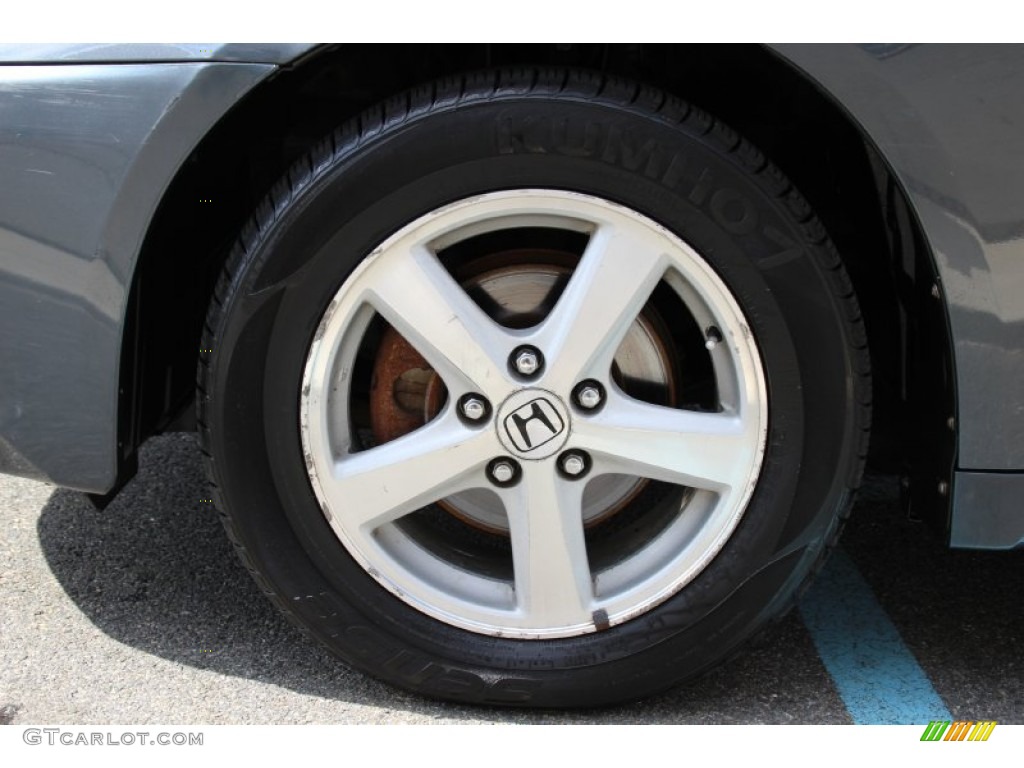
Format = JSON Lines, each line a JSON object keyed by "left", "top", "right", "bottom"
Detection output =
{"left": 572, "top": 391, "right": 758, "bottom": 492}
{"left": 323, "top": 416, "right": 499, "bottom": 532}
{"left": 532, "top": 222, "right": 667, "bottom": 388}
{"left": 504, "top": 463, "right": 593, "bottom": 627}
{"left": 364, "top": 244, "right": 513, "bottom": 397}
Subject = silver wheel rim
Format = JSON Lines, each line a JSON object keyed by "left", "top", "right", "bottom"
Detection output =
{"left": 300, "top": 190, "right": 768, "bottom": 639}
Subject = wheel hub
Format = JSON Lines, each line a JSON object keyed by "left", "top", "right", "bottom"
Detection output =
{"left": 368, "top": 256, "right": 672, "bottom": 533}
{"left": 495, "top": 389, "right": 571, "bottom": 460}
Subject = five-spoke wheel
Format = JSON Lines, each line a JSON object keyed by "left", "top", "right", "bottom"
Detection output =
{"left": 300, "top": 190, "right": 767, "bottom": 638}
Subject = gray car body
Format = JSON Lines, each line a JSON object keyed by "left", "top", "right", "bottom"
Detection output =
{"left": 0, "top": 43, "right": 1021, "bottom": 548}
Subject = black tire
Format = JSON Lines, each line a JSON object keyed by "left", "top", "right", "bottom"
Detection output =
{"left": 198, "top": 69, "right": 870, "bottom": 707}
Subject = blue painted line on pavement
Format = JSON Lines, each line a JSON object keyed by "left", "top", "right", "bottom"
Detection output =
{"left": 798, "top": 547, "right": 952, "bottom": 725}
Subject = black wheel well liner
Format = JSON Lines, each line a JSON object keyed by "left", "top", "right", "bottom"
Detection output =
{"left": 119, "top": 43, "right": 954, "bottom": 513}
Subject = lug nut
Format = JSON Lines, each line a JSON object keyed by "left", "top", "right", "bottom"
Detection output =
{"left": 574, "top": 381, "right": 604, "bottom": 410}
{"left": 577, "top": 387, "right": 601, "bottom": 409}
{"left": 458, "top": 394, "right": 489, "bottom": 423}
{"left": 488, "top": 457, "right": 520, "bottom": 486}
{"left": 562, "top": 455, "right": 586, "bottom": 475}
{"left": 491, "top": 461, "right": 515, "bottom": 483}
{"left": 512, "top": 346, "right": 543, "bottom": 378}
{"left": 559, "top": 451, "right": 589, "bottom": 478}
{"left": 462, "top": 398, "right": 485, "bottom": 420}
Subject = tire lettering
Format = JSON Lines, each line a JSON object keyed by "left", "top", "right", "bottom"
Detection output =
{"left": 602, "top": 125, "right": 662, "bottom": 175}
{"left": 429, "top": 669, "right": 485, "bottom": 697}
{"left": 551, "top": 117, "right": 603, "bottom": 157}
{"left": 495, "top": 115, "right": 806, "bottom": 267}
{"left": 484, "top": 678, "right": 542, "bottom": 704}
{"left": 710, "top": 188, "right": 757, "bottom": 236}
{"left": 686, "top": 167, "right": 715, "bottom": 206}
{"left": 759, "top": 225, "right": 805, "bottom": 269}
{"left": 380, "top": 649, "right": 438, "bottom": 684}
{"left": 659, "top": 152, "right": 689, "bottom": 190}
{"left": 497, "top": 116, "right": 548, "bottom": 155}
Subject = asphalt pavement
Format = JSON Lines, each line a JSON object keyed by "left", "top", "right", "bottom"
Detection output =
{"left": 1, "top": 432, "right": 1021, "bottom": 724}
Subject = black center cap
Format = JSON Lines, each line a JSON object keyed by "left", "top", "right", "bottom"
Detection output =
{"left": 496, "top": 390, "right": 571, "bottom": 460}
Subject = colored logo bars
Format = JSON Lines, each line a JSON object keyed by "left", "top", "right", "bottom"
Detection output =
{"left": 920, "top": 721, "right": 997, "bottom": 742}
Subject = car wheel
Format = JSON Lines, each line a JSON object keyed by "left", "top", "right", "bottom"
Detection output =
{"left": 198, "top": 70, "right": 870, "bottom": 706}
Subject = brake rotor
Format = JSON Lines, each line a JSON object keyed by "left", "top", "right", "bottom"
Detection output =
{"left": 369, "top": 326, "right": 446, "bottom": 446}
{"left": 369, "top": 249, "right": 678, "bottom": 534}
